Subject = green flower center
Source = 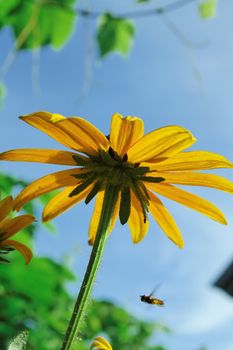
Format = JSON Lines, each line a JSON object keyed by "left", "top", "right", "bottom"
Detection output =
{"left": 70, "top": 147, "right": 165, "bottom": 225}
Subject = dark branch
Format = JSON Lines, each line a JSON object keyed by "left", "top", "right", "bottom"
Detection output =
{"left": 78, "top": 0, "right": 197, "bottom": 19}
{"left": 39, "top": 0, "right": 197, "bottom": 18}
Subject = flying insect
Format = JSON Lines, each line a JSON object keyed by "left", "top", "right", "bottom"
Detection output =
{"left": 140, "top": 286, "right": 165, "bottom": 306}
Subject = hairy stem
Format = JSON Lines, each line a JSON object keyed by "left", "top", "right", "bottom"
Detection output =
{"left": 61, "top": 185, "right": 118, "bottom": 350}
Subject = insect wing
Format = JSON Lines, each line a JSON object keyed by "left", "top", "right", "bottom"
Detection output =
{"left": 149, "top": 283, "right": 161, "bottom": 297}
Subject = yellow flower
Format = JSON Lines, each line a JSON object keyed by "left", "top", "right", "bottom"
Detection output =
{"left": 0, "top": 196, "right": 34, "bottom": 264}
{"left": 90, "top": 336, "right": 113, "bottom": 350}
{"left": 0, "top": 111, "right": 232, "bottom": 248}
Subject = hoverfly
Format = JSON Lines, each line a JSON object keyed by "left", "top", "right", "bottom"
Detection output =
{"left": 140, "top": 286, "right": 165, "bottom": 306}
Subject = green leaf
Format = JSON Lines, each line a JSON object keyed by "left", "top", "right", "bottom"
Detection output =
{"left": 7, "top": 0, "right": 77, "bottom": 50}
{"left": 199, "top": 0, "right": 218, "bottom": 19}
{"left": 0, "top": 0, "right": 21, "bottom": 28}
{"left": 49, "top": 7, "right": 76, "bottom": 49}
{"left": 39, "top": 190, "right": 59, "bottom": 205}
{"left": 0, "top": 171, "right": 56, "bottom": 235}
{"left": 0, "top": 82, "right": 6, "bottom": 108}
{"left": 43, "top": 221, "right": 57, "bottom": 233}
{"left": 97, "top": 13, "right": 135, "bottom": 57}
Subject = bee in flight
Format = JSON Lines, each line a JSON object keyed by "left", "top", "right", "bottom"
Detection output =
{"left": 140, "top": 287, "right": 165, "bottom": 306}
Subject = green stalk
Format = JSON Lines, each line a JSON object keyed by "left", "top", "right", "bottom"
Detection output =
{"left": 61, "top": 185, "right": 118, "bottom": 350}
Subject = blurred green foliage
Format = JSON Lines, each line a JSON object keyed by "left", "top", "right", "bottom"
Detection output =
{"left": 80, "top": 300, "right": 169, "bottom": 350}
{"left": 0, "top": 0, "right": 219, "bottom": 57}
{"left": 0, "top": 171, "right": 56, "bottom": 233}
{"left": 0, "top": 0, "right": 76, "bottom": 50}
{"left": 0, "top": 171, "right": 169, "bottom": 349}
{"left": 97, "top": 14, "right": 135, "bottom": 58}
{"left": 0, "top": 82, "right": 6, "bottom": 108}
{"left": 0, "top": 255, "right": 75, "bottom": 349}
{"left": 199, "top": 0, "right": 218, "bottom": 19}
{"left": 137, "top": 0, "right": 151, "bottom": 3}
{"left": 0, "top": 254, "right": 169, "bottom": 349}
{"left": 0, "top": 0, "right": 221, "bottom": 102}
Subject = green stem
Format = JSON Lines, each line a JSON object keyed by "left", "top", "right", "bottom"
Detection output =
{"left": 61, "top": 185, "right": 118, "bottom": 350}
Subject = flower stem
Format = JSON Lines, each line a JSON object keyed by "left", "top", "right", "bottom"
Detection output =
{"left": 61, "top": 185, "right": 118, "bottom": 350}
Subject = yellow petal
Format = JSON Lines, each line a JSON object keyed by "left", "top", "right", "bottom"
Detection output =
{"left": 90, "top": 336, "right": 113, "bottom": 350}
{"left": 0, "top": 215, "right": 35, "bottom": 240}
{"left": 148, "top": 191, "right": 184, "bottom": 248}
{"left": 0, "top": 149, "right": 77, "bottom": 165}
{"left": 1, "top": 239, "right": 33, "bottom": 264}
{"left": 88, "top": 191, "right": 120, "bottom": 245}
{"left": 20, "top": 112, "right": 86, "bottom": 151}
{"left": 0, "top": 196, "right": 13, "bottom": 221}
{"left": 128, "top": 191, "right": 149, "bottom": 243}
{"left": 20, "top": 111, "right": 109, "bottom": 155}
{"left": 149, "top": 151, "right": 233, "bottom": 171}
{"left": 127, "top": 125, "right": 196, "bottom": 163}
{"left": 109, "top": 113, "right": 144, "bottom": 156}
{"left": 50, "top": 113, "right": 66, "bottom": 123}
{"left": 152, "top": 171, "right": 233, "bottom": 193}
{"left": 58, "top": 116, "right": 110, "bottom": 155}
{"left": 42, "top": 185, "right": 91, "bottom": 222}
{"left": 148, "top": 183, "right": 227, "bottom": 225}
{"left": 14, "top": 168, "right": 84, "bottom": 211}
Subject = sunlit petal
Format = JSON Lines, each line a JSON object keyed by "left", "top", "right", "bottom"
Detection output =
{"left": 58, "top": 117, "right": 110, "bottom": 155}
{"left": 128, "top": 191, "right": 149, "bottom": 243}
{"left": 0, "top": 196, "right": 13, "bottom": 221}
{"left": 88, "top": 191, "right": 120, "bottom": 245}
{"left": 90, "top": 336, "right": 113, "bottom": 350}
{"left": 0, "top": 239, "right": 33, "bottom": 264}
{"left": 43, "top": 185, "right": 92, "bottom": 222}
{"left": 127, "top": 126, "right": 196, "bottom": 163}
{"left": 152, "top": 171, "right": 233, "bottom": 193}
{"left": 149, "top": 151, "right": 233, "bottom": 171}
{"left": 148, "top": 191, "right": 184, "bottom": 248}
{"left": 14, "top": 168, "right": 84, "bottom": 211}
{"left": 110, "top": 113, "right": 144, "bottom": 156}
{"left": 148, "top": 183, "right": 227, "bottom": 224}
{"left": 1, "top": 110, "right": 231, "bottom": 248}
{"left": 20, "top": 112, "right": 110, "bottom": 155}
{"left": 20, "top": 112, "right": 85, "bottom": 151}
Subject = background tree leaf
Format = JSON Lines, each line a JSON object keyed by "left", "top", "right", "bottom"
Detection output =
{"left": 0, "top": 0, "right": 21, "bottom": 29}
{"left": 137, "top": 0, "right": 151, "bottom": 3}
{"left": 199, "top": 0, "right": 218, "bottom": 19}
{"left": 97, "top": 13, "right": 135, "bottom": 57}
{"left": 0, "top": 0, "right": 77, "bottom": 50}
{"left": 0, "top": 254, "right": 170, "bottom": 349}
{"left": 0, "top": 82, "right": 7, "bottom": 108}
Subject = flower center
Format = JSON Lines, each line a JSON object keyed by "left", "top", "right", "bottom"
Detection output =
{"left": 70, "top": 147, "right": 164, "bottom": 225}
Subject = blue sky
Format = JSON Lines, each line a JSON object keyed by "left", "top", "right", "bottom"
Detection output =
{"left": 1, "top": 0, "right": 233, "bottom": 349}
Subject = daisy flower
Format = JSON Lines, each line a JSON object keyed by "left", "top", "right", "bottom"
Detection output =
{"left": 0, "top": 111, "right": 232, "bottom": 248}
{"left": 0, "top": 196, "right": 34, "bottom": 264}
